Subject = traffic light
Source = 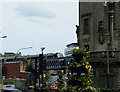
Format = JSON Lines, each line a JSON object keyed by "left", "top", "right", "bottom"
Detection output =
{"left": 39, "top": 54, "right": 44, "bottom": 61}
{"left": 39, "top": 54, "right": 46, "bottom": 74}
{"left": 39, "top": 62, "right": 42, "bottom": 74}
{"left": 41, "top": 59, "right": 46, "bottom": 69}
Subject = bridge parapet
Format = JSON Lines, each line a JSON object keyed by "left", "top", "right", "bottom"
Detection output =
{"left": 45, "top": 56, "right": 73, "bottom": 70}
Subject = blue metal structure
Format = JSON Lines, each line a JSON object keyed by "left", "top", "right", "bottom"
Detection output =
{"left": 45, "top": 56, "right": 73, "bottom": 70}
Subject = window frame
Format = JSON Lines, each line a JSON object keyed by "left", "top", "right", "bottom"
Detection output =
{"left": 83, "top": 16, "right": 90, "bottom": 34}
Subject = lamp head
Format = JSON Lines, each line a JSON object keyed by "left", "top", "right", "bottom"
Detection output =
{"left": 1, "top": 36, "right": 7, "bottom": 38}
{"left": 41, "top": 47, "right": 45, "bottom": 51}
{"left": 103, "top": 0, "right": 107, "bottom": 7}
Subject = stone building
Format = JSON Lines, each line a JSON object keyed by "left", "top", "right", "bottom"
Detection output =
{"left": 77, "top": 2, "right": 120, "bottom": 90}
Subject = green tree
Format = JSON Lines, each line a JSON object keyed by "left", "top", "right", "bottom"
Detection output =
{"left": 59, "top": 48, "right": 100, "bottom": 92}
{"left": 2, "top": 78, "right": 15, "bottom": 85}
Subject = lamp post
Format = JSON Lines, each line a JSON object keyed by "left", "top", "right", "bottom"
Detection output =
{"left": 107, "top": 1, "right": 115, "bottom": 89}
{"left": 103, "top": 1, "right": 115, "bottom": 89}
{"left": 14, "top": 46, "right": 33, "bottom": 78}
{"left": 16, "top": 46, "right": 33, "bottom": 54}
{"left": 38, "top": 47, "right": 45, "bottom": 90}
{"left": 0, "top": 35, "right": 7, "bottom": 84}
{"left": 41, "top": 47, "right": 45, "bottom": 55}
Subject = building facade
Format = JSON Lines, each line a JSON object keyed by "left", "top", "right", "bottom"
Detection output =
{"left": 78, "top": 2, "right": 120, "bottom": 90}
{"left": 78, "top": 2, "right": 120, "bottom": 51}
{"left": 64, "top": 43, "right": 79, "bottom": 57}
{"left": 2, "top": 57, "right": 30, "bottom": 80}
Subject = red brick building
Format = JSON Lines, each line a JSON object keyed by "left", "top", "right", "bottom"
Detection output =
{"left": 3, "top": 59, "right": 30, "bottom": 80}
{"left": 3, "top": 63, "right": 20, "bottom": 78}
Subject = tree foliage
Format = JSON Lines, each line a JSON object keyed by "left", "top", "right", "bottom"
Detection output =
{"left": 59, "top": 48, "right": 100, "bottom": 92}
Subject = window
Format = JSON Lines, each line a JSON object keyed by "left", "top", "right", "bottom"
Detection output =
{"left": 83, "top": 17, "right": 90, "bottom": 34}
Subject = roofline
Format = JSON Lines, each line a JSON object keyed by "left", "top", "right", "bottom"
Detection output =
{"left": 66, "top": 43, "right": 79, "bottom": 47}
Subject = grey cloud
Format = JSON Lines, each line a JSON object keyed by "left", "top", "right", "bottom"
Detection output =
{"left": 16, "top": 4, "right": 56, "bottom": 19}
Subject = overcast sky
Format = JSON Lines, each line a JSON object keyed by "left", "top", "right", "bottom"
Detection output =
{"left": 0, "top": 0, "right": 78, "bottom": 55}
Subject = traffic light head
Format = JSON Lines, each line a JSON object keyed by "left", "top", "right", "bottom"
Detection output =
{"left": 39, "top": 54, "right": 44, "bottom": 61}
{"left": 42, "top": 59, "right": 46, "bottom": 69}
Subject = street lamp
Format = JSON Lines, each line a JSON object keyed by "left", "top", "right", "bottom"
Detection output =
{"left": 0, "top": 36, "right": 7, "bottom": 38}
{"left": 16, "top": 46, "right": 33, "bottom": 54}
{"left": 103, "top": 1, "right": 115, "bottom": 89}
{"left": 41, "top": 47, "right": 45, "bottom": 55}
{"left": 14, "top": 46, "right": 33, "bottom": 78}
{"left": 38, "top": 47, "right": 45, "bottom": 89}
